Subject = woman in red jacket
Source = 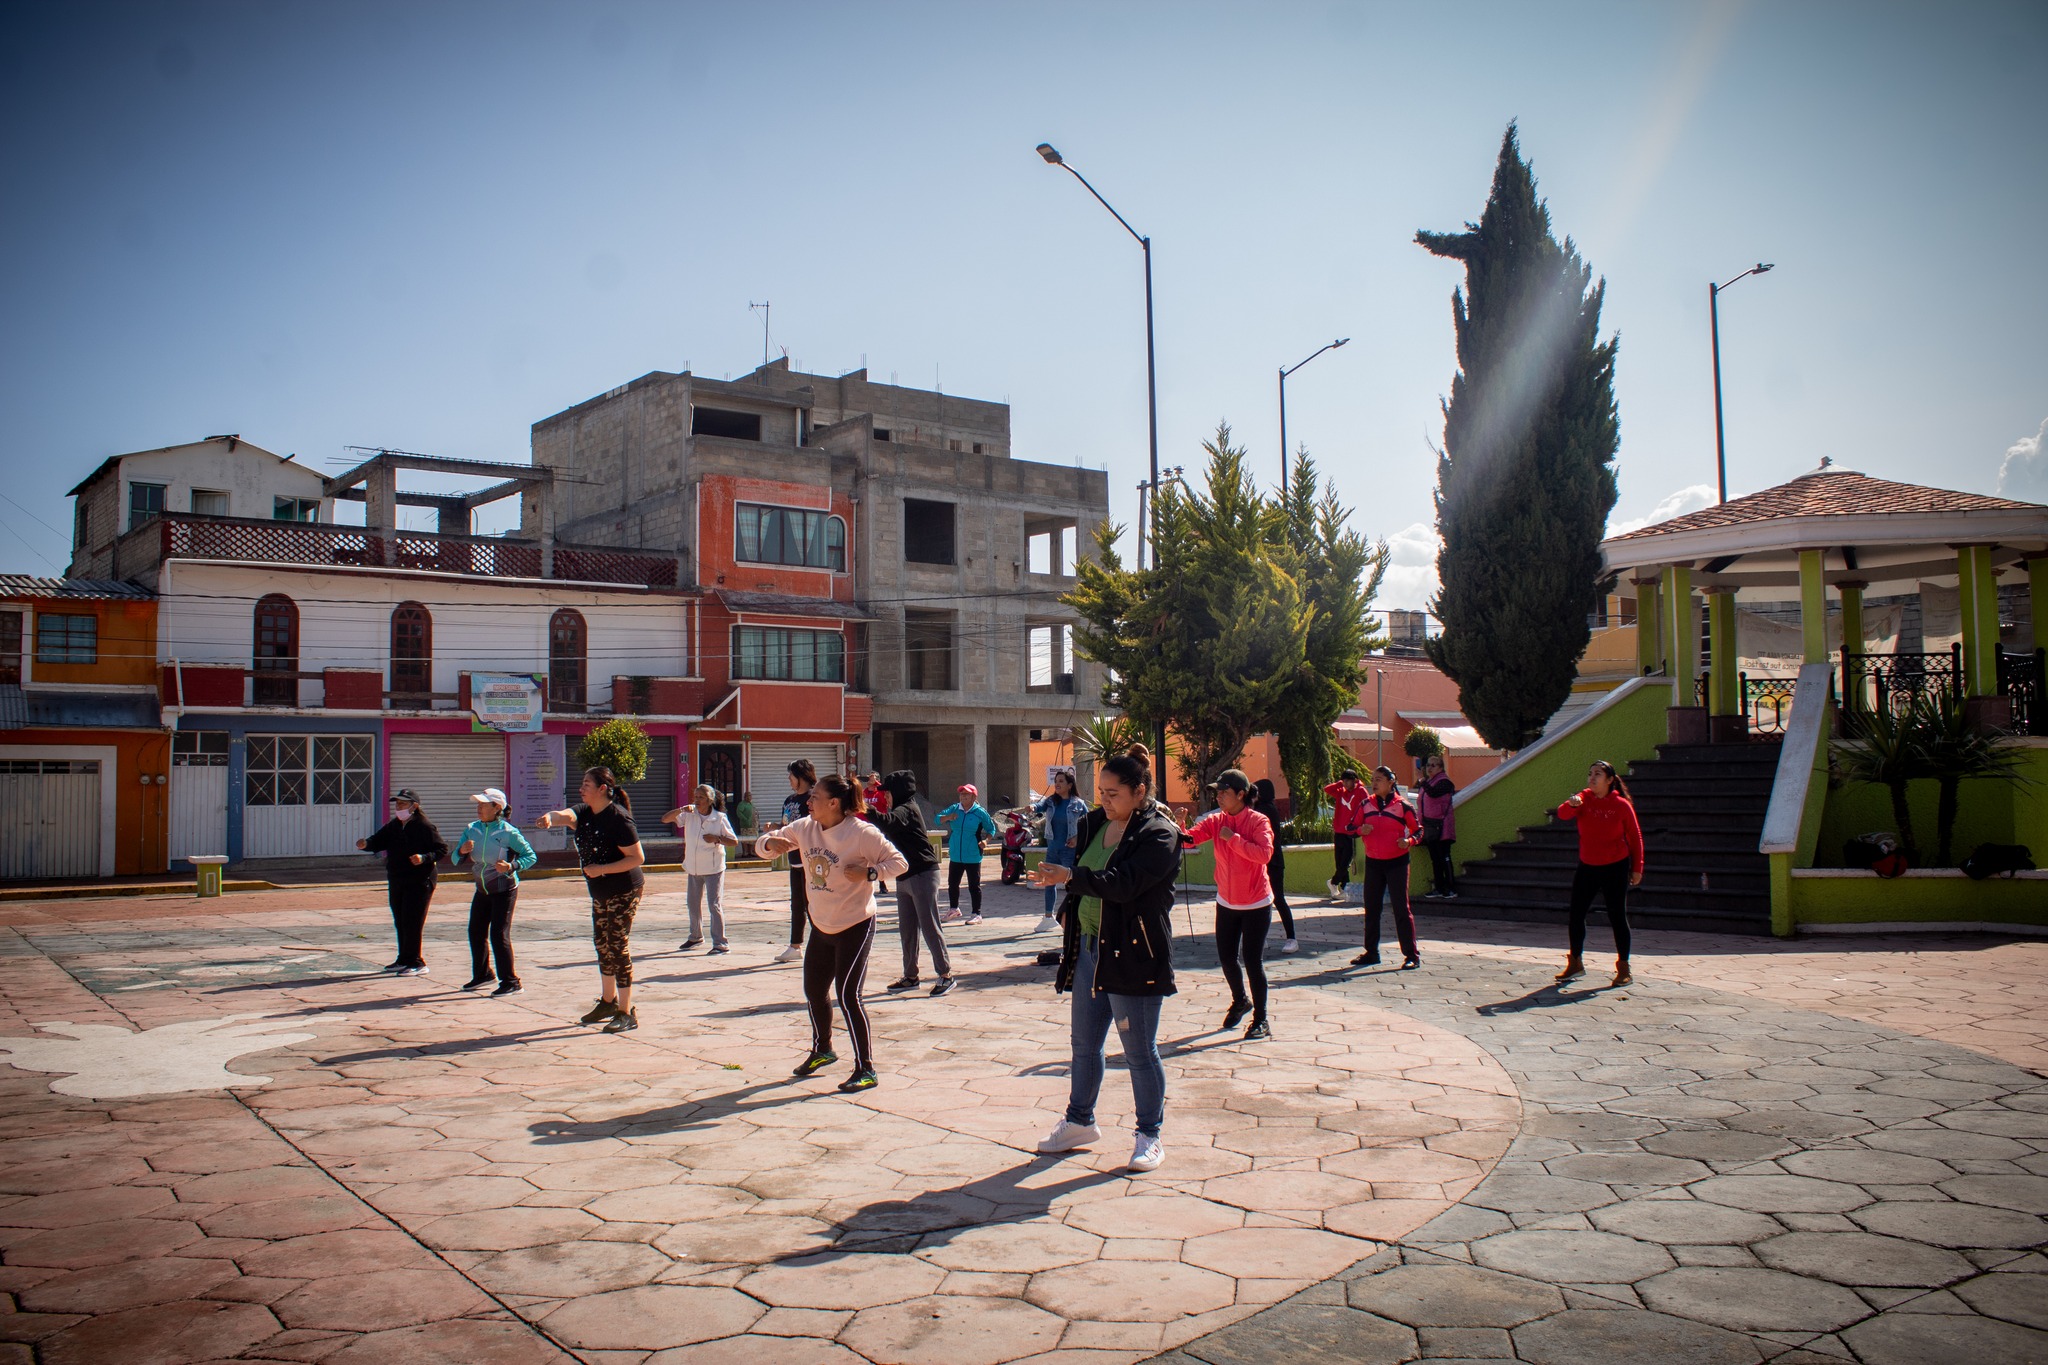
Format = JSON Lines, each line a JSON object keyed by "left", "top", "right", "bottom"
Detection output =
{"left": 1181, "top": 770, "right": 1277, "bottom": 1041}
{"left": 1355, "top": 766, "right": 1423, "bottom": 970}
{"left": 1555, "top": 760, "right": 1644, "bottom": 986}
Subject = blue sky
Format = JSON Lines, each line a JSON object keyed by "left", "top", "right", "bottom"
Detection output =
{"left": 3, "top": 0, "right": 2043, "bottom": 608}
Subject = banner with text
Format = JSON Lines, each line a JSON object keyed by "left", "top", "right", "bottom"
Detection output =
{"left": 471, "top": 673, "right": 544, "bottom": 733}
{"left": 509, "top": 731, "right": 568, "bottom": 849}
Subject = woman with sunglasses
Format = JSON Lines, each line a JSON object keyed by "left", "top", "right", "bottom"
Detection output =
{"left": 1555, "top": 760, "right": 1644, "bottom": 986}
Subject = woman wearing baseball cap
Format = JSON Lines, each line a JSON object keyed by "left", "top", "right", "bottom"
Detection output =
{"left": 357, "top": 790, "right": 448, "bottom": 975}
{"left": 457, "top": 788, "right": 538, "bottom": 995}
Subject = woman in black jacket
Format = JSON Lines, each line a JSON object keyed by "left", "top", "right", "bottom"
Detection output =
{"left": 358, "top": 788, "right": 448, "bottom": 975}
{"left": 872, "top": 770, "right": 952, "bottom": 995}
{"left": 1251, "top": 779, "right": 1298, "bottom": 954}
{"left": 1029, "top": 749, "right": 1181, "bottom": 1174}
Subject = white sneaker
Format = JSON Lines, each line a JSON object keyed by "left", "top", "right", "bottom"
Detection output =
{"left": 1128, "top": 1134, "right": 1165, "bottom": 1172}
{"left": 1281, "top": 938, "right": 1299, "bottom": 954}
{"left": 774, "top": 944, "right": 803, "bottom": 963}
{"left": 940, "top": 908, "right": 963, "bottom": 923}
{"left": 1034, "top": 915, "right": 1059, "bottom": 934}
{"left": 1036, "top": 1119, "right": 1101, "bottom": 1153}
{"left": 1326, "top": 880, "right": 1344, "bottom": 899}
{"left": 964, "top": 913, "right": 982, "bottom": 925}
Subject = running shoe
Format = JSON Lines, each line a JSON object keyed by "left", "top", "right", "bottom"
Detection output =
{"left": 1034, "top": 916, "right": 1059, "bottom": 934}
{"left": 383, "top": 960, "right": 407, "bottom": 972}
{"left": 1401, "top": 955, "right": 1421, "bottom": 970}
{"left": 579, "top": 999, "right": 621, "bottom": 1025}
{"left": 1036, "top": 1119, "right": 1100, "bottom": 1153}
{"left": 1128, "top": 1134, "right": 1165, "bottom": 1172}
{"left": 461, "top": 976, "right": 495, "bottom": 991}
{"left": 1326, "top": 880, "right": 1344, "bottom": 899}
{"left": 1244, "top": 1016, "right": 1271, "bottom": 1042}
{"left": 885, "top": 978, "right": 921, "bottom": 993}
{"left": 1222, "top": 1000, "right": 1251, "bottom": 1030}
{"left": 940, "top": 908, "right": 963, "bottom": 923}
{"left": 1352, "top": 952, "right": 1381, "bottom": 968}
{"left": 398, "top": 964, "right": 429, "bottom": 977}
{"left": 490, "top": 982, "right": 523, "bottom": 997}
{"left": 930, "top": 977, "right": 956, "bottom": 998}
{"left": 1280, "top": 938, "right": 1299, "bottom": 954}
{"left": 681, "top": 938, "right": 703, "bottom": 951}
{"left": 1440, "top": 891, "right": 1459, "bottom": 901}
{"left": 792, "top": 1050, "right": 839, "bottom": 1078}
{"left": 964, "top": 913, "right": 982, "bottom": 925}
{"left": 837, "top": 1069, "right": 879, "bottom": 1093}
{"left": 774, "top": 944, "right": 803, "bottom": 963}
{"left": 602, "top": 1008, "right": 638, "bottom": 1033}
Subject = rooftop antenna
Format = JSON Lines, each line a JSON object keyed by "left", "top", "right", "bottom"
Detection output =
{"left": 748, "top": 301, "right": 772, "bottom": 365}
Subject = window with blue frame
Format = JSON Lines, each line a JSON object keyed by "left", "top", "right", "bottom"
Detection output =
{"left": 34, "top": 613, "right": 96, "bottom": 664}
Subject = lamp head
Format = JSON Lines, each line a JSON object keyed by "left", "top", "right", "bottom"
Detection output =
{"left": 1035, "top": 143, "right": 1063, "bottom": 165}
{"left": 1333, "top": 337, "right": 1350, "bottom": 348}
{"left": 1755, "top": 262, "right": 1774, "bottom": 275}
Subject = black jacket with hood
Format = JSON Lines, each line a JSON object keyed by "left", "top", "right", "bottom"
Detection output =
{"left": 1054, "top": 801, "right": 1181, "bottom": 998}
{"left": 871, "top": 770, "right": 940, "bottom": 877}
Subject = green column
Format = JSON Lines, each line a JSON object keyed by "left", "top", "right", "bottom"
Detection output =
{"left": 1634, "top": 575, "right": 1662, "bottom": 675}
{"left": 2031, "top": 557, "right": 2047, "bottom": 655}
{"left": 1957, "top": 545, "right": 2000, "bottom": 697}
{"left": 1660, "top": 564, "right": 1696, "bottom": 694}
{"left": 1838, "top": 580, "right": 1867, "bottom": 710}
{"left": 1708, "top": 590, "right": 1740, "bottom": 714}
{"left": 1798, "top": 550, "right": 1828, "bottom": 665}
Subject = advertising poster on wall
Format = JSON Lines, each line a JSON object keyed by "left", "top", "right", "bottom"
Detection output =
{"left": 471, "top": 673, "right": 544, "bottom": 733}
{"left": 509, "top": 731, "right": 568, "bottom": 849}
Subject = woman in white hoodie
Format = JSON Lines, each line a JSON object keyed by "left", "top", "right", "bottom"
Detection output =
{"left": 757, "top": 774, "right": 911, "bottom": 1093}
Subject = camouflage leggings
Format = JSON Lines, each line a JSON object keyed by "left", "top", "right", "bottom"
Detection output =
{"left": 590, "top": 890, "right": 641, "bottom": 985}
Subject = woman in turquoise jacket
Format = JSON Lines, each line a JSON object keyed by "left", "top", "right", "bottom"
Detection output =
{"left": 456, "top": 787, "right": 539, "bottom": 995}
{"left": 937, "top": 783, "right": 997, "bottom": 923}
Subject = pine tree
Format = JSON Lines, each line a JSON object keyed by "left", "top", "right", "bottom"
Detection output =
{"left": 1417, "top": 124, "right": 1619, "bottom": 751}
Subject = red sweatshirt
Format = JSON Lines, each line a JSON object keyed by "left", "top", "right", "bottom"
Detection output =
{"left": 1325, "top": 781, "right": 1369, "bottom": 835}
{"left": 1182, "top": 807, "right": 1275, "bottom": 909}
{"left": 1558, "top": 789, "right": 1645, "bottom": 875}
{"left": 1359, "top": 793, "right": 1422, "bottom": 860}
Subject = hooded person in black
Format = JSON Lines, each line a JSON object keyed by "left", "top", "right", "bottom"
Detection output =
{"left": 874, "top": 770, "right": 953, "bottom": 996}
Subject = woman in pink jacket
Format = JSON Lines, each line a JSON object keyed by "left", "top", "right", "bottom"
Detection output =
{"left": 1180, "top": 769, "right": 1277, "bottom": 1041}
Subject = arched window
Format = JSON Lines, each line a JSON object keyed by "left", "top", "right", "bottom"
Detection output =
{"left": 252, "top": 594, "right": 298, "bottom": 706}
{"left": 550, "top": 608, "right": 587, "bottom": 712}
{"left": 390, "top": 602, "right": 432, "bottom": 703}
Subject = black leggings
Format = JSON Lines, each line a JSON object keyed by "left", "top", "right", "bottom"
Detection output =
{"left": 467, "top": 885, "right": 517, "bottom": 984}
{"left": 1426, "top": 840, "right": 1456, "bottom": 894}
{"left": 1362, "top": 856, "right": 1416, "bottom": 958}
{"left": 388, "top": 879, "right": 434, "bottom": 968}
{"left": 948, "top": 860, "right": 983, "bottom": 912}
{"left": 788, "top": 866, "right": 809, "bottom": 945}
{"left": 804, "top": 917, "right": 877, "bottom": 1070}
{"left": 1266, "top": 849, "right": 1296, "bottom": 938}
{"left": 1215, "top": 904, "right": 1272, "bottom": 1015}
{"left": 1569, "top": 858, "right": 1633, "bottom": 960}
{"left": 1332, "top": 833, "right": 1357, "bottom": 887}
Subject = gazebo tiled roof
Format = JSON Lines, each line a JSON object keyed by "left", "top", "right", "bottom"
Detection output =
{"left": 1608, "top": 469, "right": 2042, "bottom": 543}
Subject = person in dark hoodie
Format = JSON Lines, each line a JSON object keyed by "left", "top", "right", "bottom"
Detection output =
{"left": 872, "top": 770, "right": 952, "bottom": 997}
{"left": 357, "top": 788, "right": 448, "bottom": 975}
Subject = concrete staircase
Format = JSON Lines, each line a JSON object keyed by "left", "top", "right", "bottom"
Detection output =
{"left": 1428, "top": 741, "right": 1781, "bottom": 936}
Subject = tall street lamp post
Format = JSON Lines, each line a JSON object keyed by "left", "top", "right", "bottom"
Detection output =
{"left": 1278, "top": 338, "right": 1347, "bottom": 498}
{"left": 1037, "top": 143, "right": 1160, "bottom": 568}
{"left": 1709, "top": 262, "right": 1773, "bottom": 504}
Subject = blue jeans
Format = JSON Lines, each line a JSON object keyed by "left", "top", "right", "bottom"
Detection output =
{"left": 1043, "top": 849, "right": 1077, "bottom": 916}
{"left": 1064, "top": 936, "right": 1166, "bottom": 1138}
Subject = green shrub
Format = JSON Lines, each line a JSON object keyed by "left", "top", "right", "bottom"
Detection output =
{"left": 575, "top": 718, "right": 650, "bottom": 784}
{"left": 1404, "top": 725, "right": 1445, "bottom": 763}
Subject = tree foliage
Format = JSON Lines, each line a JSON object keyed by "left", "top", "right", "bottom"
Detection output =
{"left": 576, "top": 718, "right": 650, "bottom": 784}
{"left": 1417, "top": 124, "right": 1620, "bottom": 751}
{"left": 1066, "top": 426, "right": 1386, "bottom": 801}
{"left": 1404, "top": 725, "right": 1446, "bottom": 764}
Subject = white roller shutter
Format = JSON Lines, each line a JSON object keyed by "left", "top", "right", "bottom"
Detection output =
{"left": 388, "top": 734, "right": 507, "bottom": 844}
{"left": 561, "top": 735, "right": 674, "bottom": 828}
{"left": 0, "top": 758, "right": 101, "bottom": 879}
{"left": 748, "top": 742, "right": 845, "bottom": 800}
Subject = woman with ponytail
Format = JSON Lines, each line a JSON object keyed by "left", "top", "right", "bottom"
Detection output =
{"left": 540, "top": 766, "right": 647, "bottom": 1031}
{"left": 1554, "top": 760, "right": 1643, "bottom": 987}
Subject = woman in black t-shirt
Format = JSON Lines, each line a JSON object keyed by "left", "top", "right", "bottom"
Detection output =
{"left": 770, "top": 758, "right": 818, "bottom": 964}
{"left": 539, "top": 766, "right": 648, "bottom": 1033}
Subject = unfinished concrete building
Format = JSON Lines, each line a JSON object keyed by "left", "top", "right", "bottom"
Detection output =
{"left": 531, "top": 360, "right": 1110, "bottom": 809}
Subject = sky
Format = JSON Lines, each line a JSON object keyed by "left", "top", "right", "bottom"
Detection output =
{"left": 2, "top": 0, "right": 2044, "bottom": 611}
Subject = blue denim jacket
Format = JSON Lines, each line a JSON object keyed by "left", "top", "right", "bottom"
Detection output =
{"left": 1035, "top": 793, "right": 1089, "bottom": 867}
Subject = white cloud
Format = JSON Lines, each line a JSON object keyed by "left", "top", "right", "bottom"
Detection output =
{"left": 1997, "top": 419, "right": 2048, "bottom": 503}
{"left": 1609, "top": 483, "right": 1715, "bottom": 536}
{"left": 1377, "top": 520, "right": 1440, "bottom": 611}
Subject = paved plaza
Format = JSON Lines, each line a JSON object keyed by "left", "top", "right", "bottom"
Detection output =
{"left": 0, "top": 871, "right": 2042, "bottom": 1364}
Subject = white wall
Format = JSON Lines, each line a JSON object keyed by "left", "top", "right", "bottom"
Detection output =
{"left": 117, "top": 440, "right": 330, "bottom": 525}
{"left": 158, "top": 562, "right": 691, "bottom": 709}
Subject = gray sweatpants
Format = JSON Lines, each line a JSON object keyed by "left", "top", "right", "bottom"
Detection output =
{"left": 895, "top": 868, "right": 949, "bottom": 981}
{"left": 686, "top": 871, "right": 726, "bottom": 947}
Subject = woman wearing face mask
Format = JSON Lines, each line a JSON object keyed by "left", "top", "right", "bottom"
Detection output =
{"left": 1029, "top": 746, "right": 1182, "bottom": 1175}
{"left": 455, "top": 787, "right": 538, "bottom": 995}
{"left": 539, "top": 767, "right": 647, "bottom": 1032}
{"left": 358, "top": 789, "right": 448, "bottom": 976}
{"left": 1417, "top": 754, "right": 1459, "bottom": 901}
{"left": 1555, "top": 760, "right": 1644, "bottom": 987}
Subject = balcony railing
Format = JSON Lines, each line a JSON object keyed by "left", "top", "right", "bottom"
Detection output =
{"left": 117, "top": 513, "right": 678, "bottom": 588}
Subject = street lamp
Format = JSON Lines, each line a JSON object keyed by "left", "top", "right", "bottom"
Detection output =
{"left": 1278, "top": 338, "right": 1348, "bottom": 498}
{"left": 1037, "top": 142, "right": 1160, "bottom": 568}
{"left": 1709, "top": 262, "right": 1773, "bottom": 504}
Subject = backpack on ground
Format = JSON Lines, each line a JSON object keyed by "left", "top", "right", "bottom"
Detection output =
{"left": 1843, "top": 832, "right": 1908, "bottom": 879}
{"left": 1960, "top": 843, "right": 2036, "bottom": 880}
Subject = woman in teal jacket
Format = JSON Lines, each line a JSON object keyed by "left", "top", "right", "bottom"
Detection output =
{"left": 937, "top": 783, "right": 997, "bottom": 923}
{"left": 456, "top": 787, "right": 539, "bottom": 996}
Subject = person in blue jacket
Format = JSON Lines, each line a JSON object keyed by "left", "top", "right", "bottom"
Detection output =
{"left": 937, "top": 783, "right": 997, "bottom": 924}
{"left": 1034, "top": 769, "right": 1089, "bottom": 934}
{"left": 455, "top": 787, "right": 539, "bottom": 996}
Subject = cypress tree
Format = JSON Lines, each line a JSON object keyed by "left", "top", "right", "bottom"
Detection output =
{"left": 1417, "top": 124, "right": 1619, "bottom": 751}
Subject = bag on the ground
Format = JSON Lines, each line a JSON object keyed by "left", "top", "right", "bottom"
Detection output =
{"left": 1961, "top": 843, "right": 2036, "bottom": 880}
{"left": 1843, "top": 832, "right": 1908, "bottom": 878}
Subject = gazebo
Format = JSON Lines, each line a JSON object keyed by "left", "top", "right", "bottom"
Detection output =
{"left": 1601, "top": 464, "right": 2048, "bottom": 738}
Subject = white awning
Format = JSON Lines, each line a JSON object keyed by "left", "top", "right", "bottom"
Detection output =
{"left": 1431, "top": 724, "right": 1494, "bottom": 754}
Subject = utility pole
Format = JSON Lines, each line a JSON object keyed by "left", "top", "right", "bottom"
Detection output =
{"left": 748, "top": 301, "right": 772, "bottom": 366}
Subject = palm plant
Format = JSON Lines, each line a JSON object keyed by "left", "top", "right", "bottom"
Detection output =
{"left": 1830, "top": 698, "right": 1929, "bottom": 865}
{"left": 1915, "top": 691, "right": 2028, "bottom": 866}
{"left": 1065, "top": 714, "right": 1145, "bottom": 767}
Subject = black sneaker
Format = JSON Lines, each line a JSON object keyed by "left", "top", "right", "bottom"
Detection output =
{"left": 491, "top": 981, "right": 523, "bottom": 997}
{"left": 462, "top": 976, "right": 495, "bottom": 991}
{"left": 383, "top": 960, "right": 407, "bottom": 972}
{"left": 579, "top": 999, "right": 621, "bottom": 1025}
{"left": 1244, "top": 1017, "right": 1271, "bottom": 1041}
{"left": 885, "top": 978, "right": 921, "bottom": 992}
{"left": 1353, "top": 952, "right": 1381, "bottom": 967}
{"left": 930, "top": 977, "right": 956, "bottom": 998}
{"left": 680, "top": 938, "right": 704, "bottom": 951}
{"left": 1402, "top": 955, "right": 1421, "bottom": 970}
{"left": 1222, "top": 1001, "right": 1251, "bottom": 1030}
{"left": 837, "top": 1068, "right": 879, "bottom": 1093}
{"left": 792, "top": 1051, "right": 839, "bottom": 1078}
{"left": 602, "top": 1008, "right": 638, "bottom": 1033}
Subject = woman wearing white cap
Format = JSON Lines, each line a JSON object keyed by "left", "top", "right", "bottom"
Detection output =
{"left": 457, "top": 788, "right": 538, "bottom": 995}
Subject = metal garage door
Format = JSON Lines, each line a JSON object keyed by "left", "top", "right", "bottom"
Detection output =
{"left": 0, "top": 758, "right": 100, "bottom": 879}
{"left": 388, "top": 734, "right": 507, "bottom": 847}
{"left": 748, "top": 742, "right": 845, "bottom": 804}
{"left": 170, "top": 732, "right": 229, "bottom": 864}
{"left": 563, "top": 735, "right": 675, "bottom": 827}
